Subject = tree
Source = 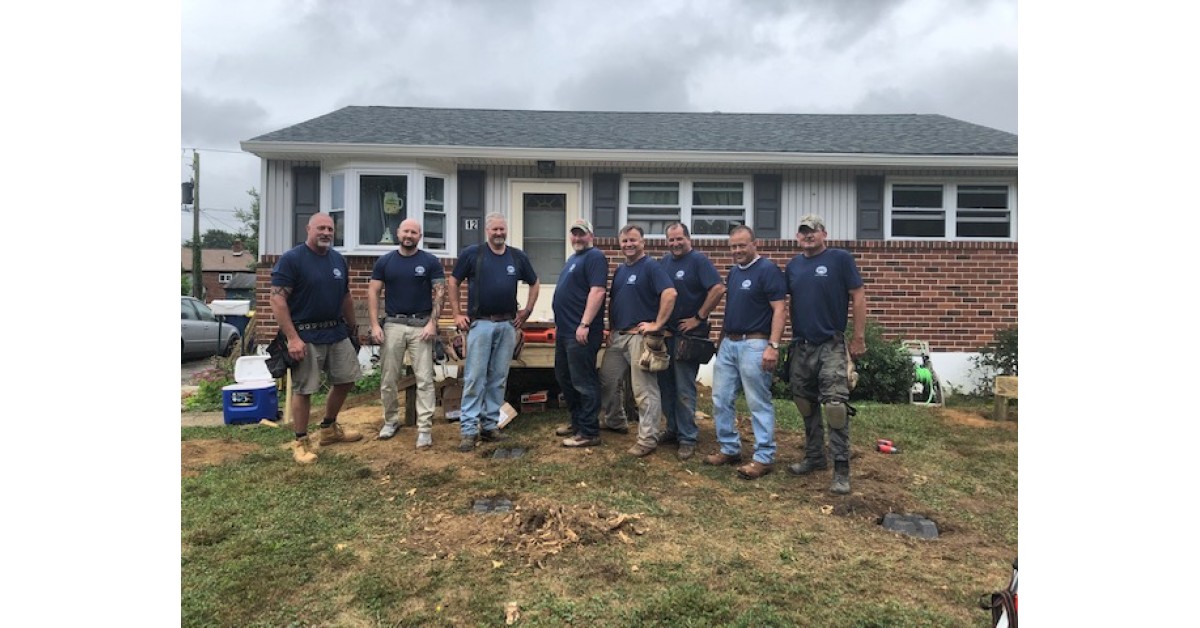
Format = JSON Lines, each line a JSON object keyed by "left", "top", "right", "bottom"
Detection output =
{"left": 234, "top": 188, "right": 260, "bottom": 254}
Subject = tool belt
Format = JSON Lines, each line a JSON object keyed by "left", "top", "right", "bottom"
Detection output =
{"left": 385, "top": 312, "right": 432, "bottom": 327}
{"left": 294, "top": 319, "right": 342, "bottom": 331}
{"left": 724, "top": 332, "right": 769, "bottom": 341}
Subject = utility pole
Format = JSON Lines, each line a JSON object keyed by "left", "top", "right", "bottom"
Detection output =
{"left": 192, "top": 151, "right": 203, "bottom": 299}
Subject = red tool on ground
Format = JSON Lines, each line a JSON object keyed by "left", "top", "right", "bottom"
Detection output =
{"left": 876, "top": 442, "right": 901, "bottom": 454}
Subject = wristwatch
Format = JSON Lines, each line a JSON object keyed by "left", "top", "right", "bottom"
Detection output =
{"left": 768, "top": 341, "right": 780, "bottom": 350}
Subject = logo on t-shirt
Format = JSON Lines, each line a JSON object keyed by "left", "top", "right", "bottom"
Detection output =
{"left": 568, "top": 263, "right": 577, "bottom": 273}
{"left": 626, "top": 274, "right": 638, "bottom": 284}
{"left": 675, "top": 270, "right": 685, "bottom": 279}
{"left": 506, "top": 265, "right": 516, "bottom": 275}
{"left": 741, "top": 279, "right": 752, "bottom": 289}
{"left": 415, "top": 265, "right": 427, "bottom": 276}
{"left": 816, "top": 266, "right": 828, "bottom": 276}
{"left": 333, "top": 268, "right": 344, "bottom": 279}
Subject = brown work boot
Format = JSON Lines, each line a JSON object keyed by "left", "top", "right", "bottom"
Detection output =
{"left": 292, "top": 436, "right": 317, "bottom": 464}
{"left": 554, "top": 423, "right": 575, "bottom": 437}
{"left": 703, "top": 451, "right": 742, "bottom": 466}
{"left": 626, "top": 443, "right": 656, "bottom": 458}
{"left": 318, "top": 422, "right": 363, "bottom": 445}
{"left": 676, "top": 443, "right": 696, "bottom": 461}
{"left": 736, "top": 460, "right": 773, "bottom": 480}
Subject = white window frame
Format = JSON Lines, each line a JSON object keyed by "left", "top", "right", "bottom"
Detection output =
{"left": 217, "top": 273, "right": 233, "bottom": 284}
{"left": 620, "top": 175, "right": 752, "bottom": 238}
{"left": 323, "top": 164, "right": 456, "bottom": 255}
{"left": 885, "top": 178, "right": 1017, "bottom": 242}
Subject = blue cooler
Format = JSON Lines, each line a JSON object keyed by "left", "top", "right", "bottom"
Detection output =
{"left": 222, "top": 356, "right": 279, "bottom": 425}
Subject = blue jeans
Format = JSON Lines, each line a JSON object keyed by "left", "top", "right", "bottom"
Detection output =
{"left": 657, "top": 335, "right": 701, "bottom": 445}
{"left": 711, "top": 338, "right": 777, "bottom": 464}
{"left": 459, "top": 319, "right": 517, "bottom": 436}
{"left": 554, "top": 333, "right": 602, "bottom": 439}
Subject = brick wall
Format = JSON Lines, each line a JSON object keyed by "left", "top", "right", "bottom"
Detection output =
{"left": 254, "top": 239, "right": 1016, "bottom": 353}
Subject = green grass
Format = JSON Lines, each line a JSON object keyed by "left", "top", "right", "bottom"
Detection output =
{"left": 182, "top": 397, "right": 1016, "bottom": 627}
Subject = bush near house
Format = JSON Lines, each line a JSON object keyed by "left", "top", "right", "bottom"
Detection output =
{"left": 771, "top": 320, "right": 913, "bottom": 403}
{"left": 970, "top": 326, "right": 1018, "bottom": 396}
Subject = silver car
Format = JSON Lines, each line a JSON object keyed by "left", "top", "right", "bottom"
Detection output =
{"left": 181, "top": 296, "right": 241, "bottom": 360}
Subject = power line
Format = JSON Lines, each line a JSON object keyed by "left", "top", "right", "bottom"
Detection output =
{"left": 182, "top": 146, "right": 257, "bottom": 156}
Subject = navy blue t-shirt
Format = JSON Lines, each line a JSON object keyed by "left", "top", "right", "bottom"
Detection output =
{"left": 723, "top": 256, "right": 786, "bottom": 335}
{"left": 552, "top": 247, "right": 608, "bottom": 334}
{"left": 451, "top": 244, "right": 537, "bottom": 317}
{"left": 609, "top": 255, "right": 674, "bottom": 331}
{"left": 785, "top": 248, "right": 864, "bottom": 344}
{"left": 370, "top": 249, "right": 444, "bottom": 316}
{"left": 660, "top": 249, "right": 722, "bottom": 330}
{"left": 271, "top": 243, "right": 351, "bottom": 344}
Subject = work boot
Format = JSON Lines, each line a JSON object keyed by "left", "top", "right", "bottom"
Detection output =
{"left": 787, "top": 458, "right": 829, "bottom": 476}
{"left": 480, "top": 429, "right": 508, "bottom": 442}
{"left": 704, "top": 451, "right": 742, "bottom": 466}
{"left": 562, "top": 434, "right": 601, "bottom": 447}
{"left": 319, "top": 422, "right": 363, "bottom": 446}
{"left": 554, "top": 424, "right": 575, "bottom": 437}
{"left": 416, "top": 432, "right": 432, "bottom": 449}
{"left": 657, "top": 431, "right": 679, "bottom": 445}
{"left": 292, "top": 436, "right": 317, "bottom": 465}
{"left": 830, "top": 461, "right": 851, "bottom": 495}
{"left": 676, "top": 443, "right": 696, "bottom": 460}
{"left": 736, "top": 460, "right": 773, "bottom": 480}
{"left": 458, "top": 435, "right": 476, "bottom": 452}
{"left": 627, "top": 443, "right": 656, "bottom": 458}
{"left": 378, "top": 422, "right": 400, "bottom": 440}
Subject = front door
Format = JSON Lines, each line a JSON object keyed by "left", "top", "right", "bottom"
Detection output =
{"left": 508, "top": 180, "right": 582, "bottom": 322}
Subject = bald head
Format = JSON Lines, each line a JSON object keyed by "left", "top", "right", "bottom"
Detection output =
{"left": 396, "top": 219, "right": 422, "bottom": 253}
{"left": 306, "top": 213, "right": 335, "bottom": 252}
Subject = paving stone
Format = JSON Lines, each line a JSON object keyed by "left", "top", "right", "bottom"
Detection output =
{"left": 881, "top": 513, "right": 939, "bottom": 539}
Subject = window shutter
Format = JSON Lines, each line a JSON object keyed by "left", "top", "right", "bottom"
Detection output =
{"left": 753, "top": 174, "right": 781, "bottom": 238}
{"left": 856, "top": 175, "right": 884, "bottom": 240}
{"left": 292, "top": 167, "right": 319, "bottom": 246}
{"left": 592, "top": 173, "right": 619, "bottom": 237}
{"left": 457, "top": 170, "right": 486, "bottom": 251}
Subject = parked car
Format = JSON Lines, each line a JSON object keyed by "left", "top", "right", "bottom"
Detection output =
{"left": 182, "top": 296, "right": 240, "bottom": 360}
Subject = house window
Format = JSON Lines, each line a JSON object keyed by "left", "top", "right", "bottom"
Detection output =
{"left": 888, "top": 181, "right": 1015, "bottom": 240}
{"left": 424, "top": 176, "right": 446, "bottom": 248}
{"left": 625, "top": 178, "right": 748, "bottom": 236}
{"left": 324, "top": 167, "right": 452, "bottom": 252}
{"left": 218, "top": 273, "right": 233, "bottom": 284}
{"left": 360, "top": 175, "right": 408, "bottom": 245}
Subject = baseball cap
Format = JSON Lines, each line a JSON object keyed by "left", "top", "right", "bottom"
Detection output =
{"left": 568, "top": 218, "right": 594, "bottom": 235}
{"left": 798, "top": 214, "right": 826, "bottom": 232}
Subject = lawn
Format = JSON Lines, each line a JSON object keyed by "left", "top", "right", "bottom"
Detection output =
{"left": 181, "top": 393, "right": 1016, "bottom": 627}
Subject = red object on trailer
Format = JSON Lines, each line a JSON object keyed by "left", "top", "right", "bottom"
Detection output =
{"left": 522, "top": 327, "right": 556, "bottom": 343}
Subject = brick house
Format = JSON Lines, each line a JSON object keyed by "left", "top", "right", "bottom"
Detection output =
{"left": 180, "top": 240, "right": 258, "bottom": 301}
{"left": 241, "top": 107, "right": 1016, "bottom": 391}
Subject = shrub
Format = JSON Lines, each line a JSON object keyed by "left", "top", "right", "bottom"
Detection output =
{"left": 184, "top": 362, "right": 235, "bottom": 411}
{"left": 970, "top": 325, "right": 1018, "bottom": 395}
{"left": 850, "top": 321, "right": 914, "bottom": 403}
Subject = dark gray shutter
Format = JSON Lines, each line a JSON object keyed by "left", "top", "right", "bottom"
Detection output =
{"left": 856, "top": 175, "right": 884, "bottom": 240}
{"left": 592, "top": 173, "right": 620, "bottom": 237}
{"left": 457, "top": 170, "right": 485, "bottom": 251}
{"left": 292, "top": 167, "right": 319, "bottom": 246}
{"left": 753, "top": 174, "right": 781, "bottom": 238}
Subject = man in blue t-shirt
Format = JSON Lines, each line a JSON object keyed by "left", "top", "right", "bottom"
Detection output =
{"left": 656, "top": 222, "right": 725, "bottom": 460}
{"left": 597, "top": 224, "right": 677, "bottom": 458}
{"left": 551, "top": 219, "right": 608, "bottom": 448}
{"left": 784, "top": 214, "right": 867, "bottom": 495}
{"left": 368, "top": 219, "right": 446, "bottom": 448}
{"left": 270, "top": 213, "right": 363, "bottom": 464}
{"left": 448, "top": 213, "right": 540, "bottom": 452}
{"left": 703, "top": 225, "right": 786, "bottom": 480}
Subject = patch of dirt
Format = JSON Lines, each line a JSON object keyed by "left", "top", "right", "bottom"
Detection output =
{"left": 182, "top": 439, "right": 261, "bottom": 477}
{"left": 936, "top": 407, "right": 1018, "bottom": 430}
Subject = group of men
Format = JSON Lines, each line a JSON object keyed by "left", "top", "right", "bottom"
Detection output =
{"left": 270, "top": 210, "right": 865, "bottom": 494}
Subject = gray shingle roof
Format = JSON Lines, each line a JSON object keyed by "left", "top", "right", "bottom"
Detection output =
{"left": 248, "top": 107, "right": 1016, "bottom": 156}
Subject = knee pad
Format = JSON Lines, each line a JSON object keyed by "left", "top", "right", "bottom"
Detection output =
{"left": 793, "top": 396, "right": 815, "bottom": 419}
{"left": 824, "top": 401, "right": 849, "bottom": 430}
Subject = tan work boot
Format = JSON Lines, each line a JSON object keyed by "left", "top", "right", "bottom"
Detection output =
{"left": 292, "top": 436, "right": 317, "bottom": 464}
{"left": 319, "top": 422, "right": 363, "bottom": 446}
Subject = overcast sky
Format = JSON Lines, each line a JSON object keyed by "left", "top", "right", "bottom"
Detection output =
{"left": 181, "top": 0, "right": 1016, "bottom": 243}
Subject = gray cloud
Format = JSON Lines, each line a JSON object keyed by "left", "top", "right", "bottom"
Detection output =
{"left": 181, "top": 90, "right": 272, "bottom": 147}
{"left": 850, "top": 47, "right": 1017, "bottom": 132}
